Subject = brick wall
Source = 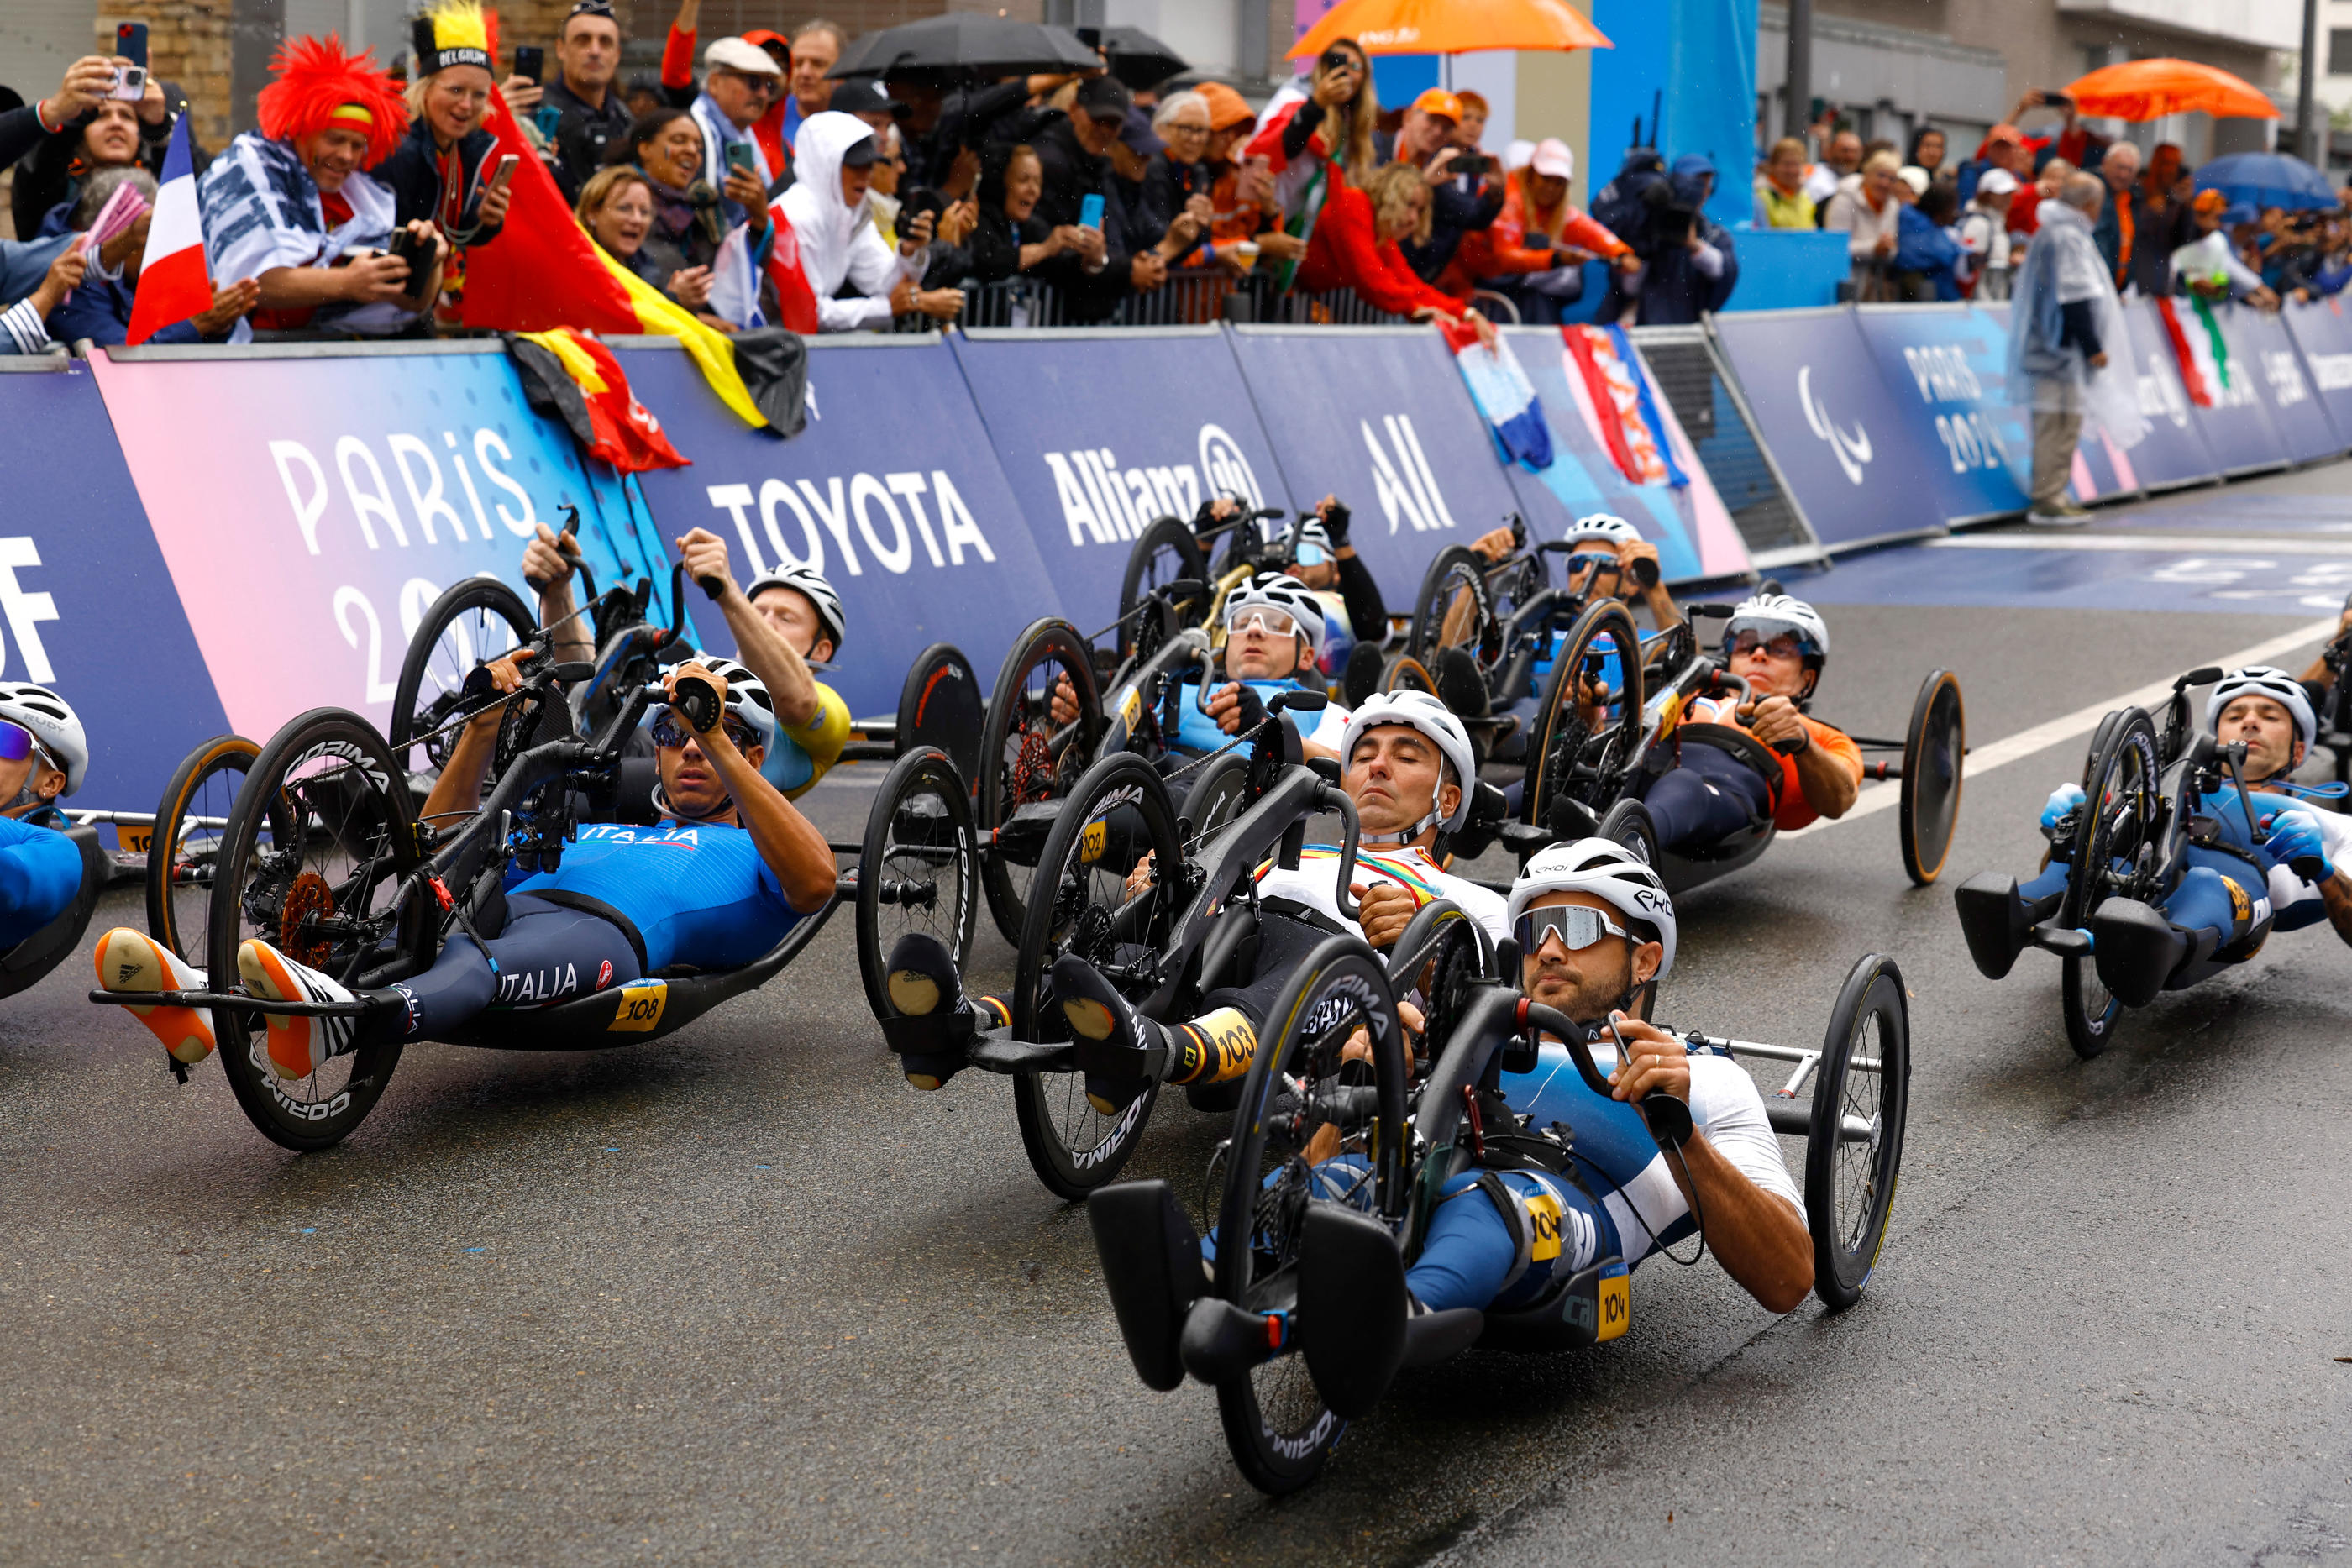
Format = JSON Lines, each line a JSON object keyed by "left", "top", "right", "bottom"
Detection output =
{"left": 101, "top": 0, "right": 236, "bottom": 149}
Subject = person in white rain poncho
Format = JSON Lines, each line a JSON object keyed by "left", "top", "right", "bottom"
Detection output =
{"left": 774, "top": 110, "right": 962, "bottom": 333}
{"left": 2007, "top": 170, "right": 2147, "bottom": 526}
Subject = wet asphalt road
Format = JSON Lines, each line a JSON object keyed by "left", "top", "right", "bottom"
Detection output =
{"left": 6, "top": 469, "right": 2352, "bottom": 1565}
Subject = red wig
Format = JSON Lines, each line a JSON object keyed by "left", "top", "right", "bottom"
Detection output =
{"left": 256, "top": 34, "right": 411, "bottom": 167}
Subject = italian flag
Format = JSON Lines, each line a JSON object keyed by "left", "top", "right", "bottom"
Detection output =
{"left": 124, "top": 114, "right": 215, "bottom": 346}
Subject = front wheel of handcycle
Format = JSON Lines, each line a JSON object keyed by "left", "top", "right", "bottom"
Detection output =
{"left": 1209, "top": 936, "right": 1410, "bottom": 1495}
{"left": 1524, "top": 599, "right": 1645, "bottom": 830}
{"left": 1898, "top": 669, "right": 1965, "bottom": 886}
{"left": 1117, "top": 515, "right": 1208, "bottom": 658}
{"left": 1406, "top": 545, "right": 1494, "bottom": 668}
{"left": 2057, "top": 708, "right": 2160, "bottom": 1059}
{"left": 854, "top": 746, "right": 979, "bottom": 1021}
{"left": 388, "top": 574, "right": 536, "bottom": 777}
{"left": 1010, "top": 750, "right": 1185, "bottom": 1199}
{"left": 1805, "top": 952, "right": 1911, "bottom": 1309}
{"left": 979, "top": 618, "right": 1106, "bottom": 947}
{"left": 145, "top": 733, "right": 260, "bottom": 964}
{"left": 209, "top": 710, "right": 425, "bottom": 1151}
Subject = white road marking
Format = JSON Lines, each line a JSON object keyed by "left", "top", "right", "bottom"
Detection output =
{"left": 1929, "top": 533, "right": 2352, "bottom": 557}
{"left": 1783, "top": 615, "right": 2341, "bottom": 836}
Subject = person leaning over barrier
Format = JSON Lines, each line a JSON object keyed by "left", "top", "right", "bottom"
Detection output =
{"left": 40, "top": 167, "right": 258, "bottom": 347}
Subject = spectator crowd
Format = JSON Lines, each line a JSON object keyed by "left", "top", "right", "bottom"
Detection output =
{"left": 0, "top": 8, "right": 1763, "bottom": 353}
{"left": 1753, "top": 89, "right": 2352, "bottom": 312}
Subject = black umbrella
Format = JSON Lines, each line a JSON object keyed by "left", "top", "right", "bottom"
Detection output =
{"left": 828, "top": 15, "right": 1100, "bottom": 82}
{"left": 1099, "top": 24, "right": 1188, "bottom": 91}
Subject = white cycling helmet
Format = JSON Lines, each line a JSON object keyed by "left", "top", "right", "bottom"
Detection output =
{"left": 1564, "top": 512, "right": 1641, "bottom": 549}
{"left": 1223, "top": 571, "right": 1326, "bottom": 655}
{"left": 1339, "top": 690, "right": 1479, "bottom": 834}
{"left": 1725, "top": 591, "right": 1830, "bottom": 663}
{"left": 0, "top": 683, "right": 87, "bottom": 797}
{"left": 1507, "top": 836, "right": 1677, "bottom": 980}
{"left": 745, "top": 564, "right": 847, "bottom": 656}
{"left": 2206, "top": 664, "right": 2315, "bottom": 748}
{"left": 1289, "top": 517, "right": 1335, "bottom": 565}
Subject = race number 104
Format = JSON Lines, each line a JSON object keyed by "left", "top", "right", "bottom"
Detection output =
{"left": 1932, "top": 412, "right": 2008, "bottom": 475}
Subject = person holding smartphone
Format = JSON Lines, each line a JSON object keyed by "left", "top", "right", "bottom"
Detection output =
{"left": 8, "top": 37, "right": 188, "bottom": 243}
{"left": 372, "top": 0, "right": 514, "bottom": 323}
{"left": 1378, "top": 87, "right": 1505, "bottom": 284}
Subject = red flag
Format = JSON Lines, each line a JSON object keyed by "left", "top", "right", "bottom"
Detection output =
{"left": 518, "top": 328, "right": 689, "bottom": 473}
{"left": 766, "top": 209, "right": 821, "bottom": 335}
{"left": 457, "top": 88, "right": 640, "bottom": 335}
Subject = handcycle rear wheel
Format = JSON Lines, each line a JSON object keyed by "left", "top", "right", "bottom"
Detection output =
{"left": 1406, "top": 546, "right": 1494, "bottom": 669}
{"left": 1010, "top": 751, "right": 1184, "bottom": 1198}
{"left": 1118, "top": 516, "right": 1209, "bottom": 658}
{"left": 1177, "top": 751, "right": 1253, "bottom": 853}
{"left": 1209, "top": 936, "right": 1410, "bottom": 1495}
{"left": 2058, "top": 709, "right": 2160, "bottom": 1059}
{"left": 894, "top": 643, "right": 984, "bottom": 782}
{"left": 209, "top": 711, "right": 423, "bottom": 1151}
{"left": 1524, "top": 600, "right": 1645, "bottom": 830}
{"left": 146, "top": 734, "right": 260, "bottom": 965}
{"left": 1898, "top": 670, "right": 1966, "bottom": 886}
{"left": 854, "top": 747, "right": 980, "bottom": 1022}
{"left": 1805, "top": 952, "right": 1911, "bottom": 1309}
{"left": 979, "top": 618, "right": 1106, "bottom": 947}
{"left": 389, "top": 575, "right": 536, "bottom": 777}
{"left": 1377, "top": 652, "right": 1437, "bottom": 696}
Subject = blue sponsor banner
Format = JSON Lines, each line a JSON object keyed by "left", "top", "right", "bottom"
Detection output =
{"left": 1224, "top": 324, "right": 1529, "bottom": 592}
{"left": 1850, "top": 304, "right": 2029, "bottom": 521}
{"left": 0, "top": 364, "right": 231, "bottom": 816}
{"left": 2233, "top": 304, "right": 2344, "bottom": 464}
{"left": 616, "top": 337, "right": 1068, "bottom": 721}
{"left": 947, "top": 328, "right": 1292, "bottom": 622}
{"left": 2283, "top": 295, "right": 2352, "bottom": 445}
{"left": 1968, "top": 300, "right": 2152, "bottom": 505}
{"left": 2103, "top": 303, "right": 2221, "bottom": 492}
{"left": 2149, "top": 299, "right": 2292, "bottom": 475}
{"left": 1710, "top": 307, "right": 1951, "bottom": 550}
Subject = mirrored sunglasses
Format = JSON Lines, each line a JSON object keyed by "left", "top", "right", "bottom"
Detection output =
{"left": 0, "top": 720, "right": 31, "bottom": 763}
{"left": 1730, "top": 630, "right": 1806, "bottom": 660}
{"left": 1514, "top": 904, "right": 1630, "bottom": 955}
{"left": 1292, "top": 542, "right": 1328, "bottom": 567}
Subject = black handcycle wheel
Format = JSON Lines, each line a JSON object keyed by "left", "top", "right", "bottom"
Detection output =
{"left": 1596, "top": 797, "right": 1661, "bottom": 869}
{"left": 894, "top": 642, "right": 984, "bottom": 782}
{"left": 388, "top": 575, "right": 536, "bottom": 777}
{"left": 1899, "top": 669, "right": 1965, "bottom": 886}
{"left": 854, "top": 746, "right": 980, "bottom": 1023}
{"left": 1524, "top": 599, "right": 1645, "bottom": 829}
{"left": 1805, "top": 952, "right": 1910, "bottom": 1310}
{"left": 1177, "top": 750, "right": 1253, "bottom": 854}
{"left": 979, "top": 618, "right": 1106, "bottom": 947}
{"left": 1118, "top": 516, "right": 1209, "bottom": 657}
{"left": 1009, "top": 751, "right": 1185, "bottom": 1198}
{"left": 1407, "top": 546, "right": 1494, "bottom": 668}
{"left": 145, "top": 733, "right": 260, "bottom": 966}
{"left": 209, "top": 710, "right": 423, "bottom": 1151}
{"left": 2057, "top": 708, "right": 2160, "bottom": 1060}
{"left": 1209, "top": 936, "right": 1410, "bottom": 1495}
{"left": 1377, "top": 652, "right": 1437, "bottom": 695}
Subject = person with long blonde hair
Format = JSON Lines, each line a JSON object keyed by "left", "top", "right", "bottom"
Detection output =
{"left": 1244, "top": 35, "right": 1376, "bottom": 283}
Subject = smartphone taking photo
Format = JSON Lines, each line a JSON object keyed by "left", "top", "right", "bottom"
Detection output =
{"left": 512, "top": 45, "right": 544, "bottom": 83}
{"left": 113, "top": 22, "right": 149, "bottom": 102}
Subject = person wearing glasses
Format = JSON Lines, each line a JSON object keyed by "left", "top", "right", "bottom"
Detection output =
{"left": 102, "top": 652, "right": 840, "bottom": 1081}
{"left": 0, "top": 684, "right": 90, "bottom": 947}
{"left": 1093, "top": 837, "right": 1813, "bottom": 1419}
{"left": 1278, "top": 497, "right": 1385, "bottom": 684}
{"left": 882, "top": 691, "right": 1502, "bottom": 1109}
{"left": 1637, "top": 592, "right": 1862, "bottom": 855}
{"left": 690, "top": 36, "right": 785, "bottom": 228}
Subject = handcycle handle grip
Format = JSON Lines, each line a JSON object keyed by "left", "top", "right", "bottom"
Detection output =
{"left": 523, "top": 502, "right": 586, "bottom": 596}
{"left": 1317, "top": 781, "right": 1363, "bottom": 923}
{"left": 1515, "top": 999, "right": 1693, "bottom": 1150}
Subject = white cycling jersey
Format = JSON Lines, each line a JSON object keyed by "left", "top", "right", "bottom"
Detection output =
{"left": 1252, "top": 842, "right": 1509, "bottom": 947}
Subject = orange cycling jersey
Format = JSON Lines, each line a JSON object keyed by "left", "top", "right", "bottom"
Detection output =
{"left": 1683, "top": 695, "right": 1864, "bottom": 831}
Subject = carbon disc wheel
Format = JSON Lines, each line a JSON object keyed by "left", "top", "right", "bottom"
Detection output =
{"left": 1899, "top": 670, "right": 1965, "bottom": 885}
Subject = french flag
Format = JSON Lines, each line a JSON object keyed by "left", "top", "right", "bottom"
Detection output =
{"left": 125, "top": 114, "right": 214, "bottom": 347}
{"left": 1441, "top": 320, "right": 1553, "bottom": 472}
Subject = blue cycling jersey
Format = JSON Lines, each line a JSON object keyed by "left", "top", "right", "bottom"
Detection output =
{"left": 1170, "top": 677, "right": 1329, "bottom": 756}
{"left": 511, "top": 820, "right": 801, "bottom": 973}
{"left": 0, "top": 812, "right": 81, "bottom": 948}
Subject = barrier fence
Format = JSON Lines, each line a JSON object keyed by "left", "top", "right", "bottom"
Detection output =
{"left": 34, "top": 296, "right": 2352, "bottom": 822}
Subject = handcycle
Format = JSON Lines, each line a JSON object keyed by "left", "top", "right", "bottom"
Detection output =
{"left": 1082, "top": 908, "right": 1910, "bottom": 1493}
{"left": 873, "top": 687, "right": 1365, "bottom": 1198}
{"left": 1116, "top": 501, "right": 1320, "bottom": 670}
{"left": 89, "top": 563, "right": 983, "bottom": 1148}
{"left": 1491, "top": 595, "right": 1966, "bottom": 892}
{"left": 1952, "top": 663, "right": 2323, "bottom": 1058}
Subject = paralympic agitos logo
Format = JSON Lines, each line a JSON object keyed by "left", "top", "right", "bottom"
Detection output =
{"left": 1798, "top": 365, "right": 1874, "bottom": 485}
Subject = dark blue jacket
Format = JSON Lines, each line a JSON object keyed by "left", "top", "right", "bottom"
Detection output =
{"left": 1893, "top": 204, "right": 1962, "bottom": 301}
{"left": 370, "top": 118, "right": 506, "bottom": 244}
{"left": 34, "top": 202, "right": 203, "bottom": 346}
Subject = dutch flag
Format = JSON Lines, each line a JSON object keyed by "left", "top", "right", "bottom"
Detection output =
{"left": 125, "top": 113, "right": 216, "bottom": 347}
{"left": 1441, "top": 320, "right": 1554, "bottom": 472}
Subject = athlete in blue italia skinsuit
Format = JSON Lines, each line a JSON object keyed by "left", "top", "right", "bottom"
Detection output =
{"left": 99, "top": 657, "right": 842, "bottom": 1081}
{"left": 1956, "top": 665, "right": 2352, "bottom": 1003}
{"left": 0, "top": 684, "right": 90, "bottom": 946}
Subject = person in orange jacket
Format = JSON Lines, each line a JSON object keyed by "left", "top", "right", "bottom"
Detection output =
{"left": 1443, "top": 138, "right": 1631, "bottom": 319}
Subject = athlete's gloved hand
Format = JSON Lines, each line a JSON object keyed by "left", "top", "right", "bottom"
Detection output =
{"left": 2263, "top": 807, "right": 2334, "bottom": 882}
{"left": 2040, "top": 783, "right": 2087, "bottom": 831}
{"left": 1225, "top": 681, "right": 1267, "bottom": 735}
{"left": 1317, "top": 496, "right": 1352, "bottom": 546}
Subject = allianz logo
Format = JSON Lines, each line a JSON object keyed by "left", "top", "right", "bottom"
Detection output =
{"left": 1798, "top": 364, "right": 1872, "bottom": 485}
{"left": 1042, "top": 424, "right": 1266, "bottom": 547}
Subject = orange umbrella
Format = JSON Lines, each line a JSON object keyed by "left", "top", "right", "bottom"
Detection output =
{"left": 2062, "top": 57, "right": 2277, "bottom": 122}
{"left": 1288, "top": 0, "right": 1609, "bottom": 60}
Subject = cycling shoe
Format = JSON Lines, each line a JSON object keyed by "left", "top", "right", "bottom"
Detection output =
{"left": 881, "top": 931, "right": 977, "bottom": 1091}
{"left": 2089, "top": 899, "right": 2188, "bottom": 1009}
{"left": 94, "top": 926, "right": 214, "bottom": 1065}
{"left": 1053, "top": 955, "right": 1169, "bottom": 1114}
{"left": 1088, "top": 1179, "right": 1208, "bottom": 1391}
{"left": 236, "top": 938, "right": 360, "bottom": 1080}
{"left": 1952, "top": 873, "right": 2062, "bottom": 981}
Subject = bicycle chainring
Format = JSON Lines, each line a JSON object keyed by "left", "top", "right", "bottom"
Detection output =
{"left": 279, "top": 872, "right": 337, "bottom": 969}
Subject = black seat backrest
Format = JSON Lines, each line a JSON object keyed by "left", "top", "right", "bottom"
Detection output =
{"left": 0, "top": 826, "right": 104, "bottom": 1000}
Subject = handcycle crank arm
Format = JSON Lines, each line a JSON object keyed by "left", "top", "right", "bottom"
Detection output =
{"left": 87, "top": 986, "right": 369, "bottom": 1017}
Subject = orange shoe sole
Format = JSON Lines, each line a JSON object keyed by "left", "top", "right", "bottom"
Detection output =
{"left": 93, "top": 928, "right": 214, "bottom": 1065}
